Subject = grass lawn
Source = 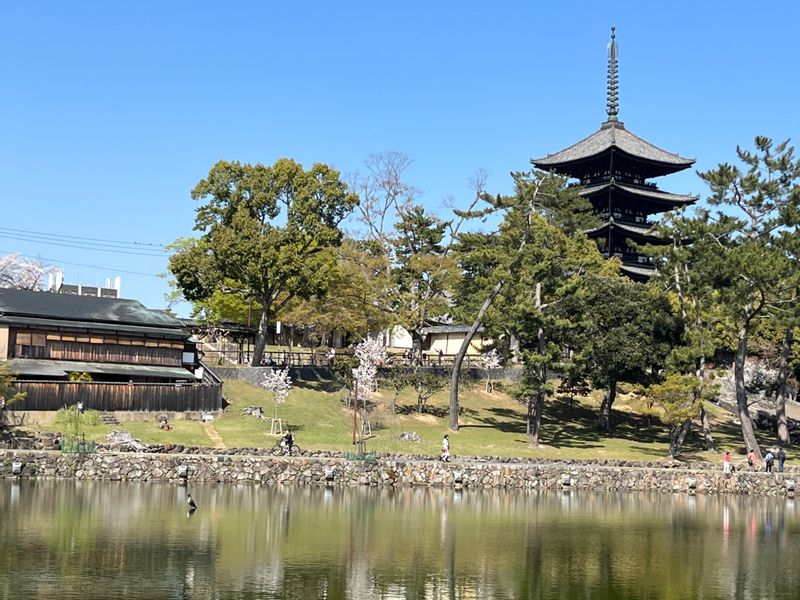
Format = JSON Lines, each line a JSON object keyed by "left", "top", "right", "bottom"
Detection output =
{"left": 30, "top": 375, "right": 772, "bottom": 463}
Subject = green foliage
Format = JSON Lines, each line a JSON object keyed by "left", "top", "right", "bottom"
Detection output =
{"left": 390, "top": 205, "right": 458, "bottom": 356}
{"left": 0, "top": 362, "right": 25, "bottom": 407}
{"left": 278, "top": 239, "right": 391, "bottom": 344}
{"left": 649, "top": 374, "right": 703, "bottom": 428}
{"left": 169, "top": 159, "right": 359, "bottom": 365}
{"left": 563, "top": 276, "right": 683, "bottom": 390}
{"left": 66, "top": 371, "right": 93, "bottom": 382}
{"left": 54, "top": 406, "right": 84, "bottom": 438}
{"left": 390, "top": 368, "right": 448, "bottom": 414}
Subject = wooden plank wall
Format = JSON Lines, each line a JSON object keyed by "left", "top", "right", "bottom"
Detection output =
{"left": 11, "top": 381, "right": 222, "bottom": 412}
{"left": 45, "top": 341, "right": 182, "bottom": 366}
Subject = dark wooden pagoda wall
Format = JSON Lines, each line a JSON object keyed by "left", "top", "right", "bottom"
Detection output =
{"left": 10, "top": 327, "right": 186, "bottom": 366}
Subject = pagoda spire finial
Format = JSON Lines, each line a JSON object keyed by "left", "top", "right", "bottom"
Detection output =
{"left": 606, "top": 26, "right": 619, "bottom": 122}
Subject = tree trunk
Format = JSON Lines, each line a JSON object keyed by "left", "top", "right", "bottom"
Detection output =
{"left": 508, "top": 329, "right": 521, "bottom": 364}
{"left": 526, "top": 397, "right": 534, "bottom": 435}
{"left": 410, "top": 330, "right": 424, "bottom": 366}
{"left": 531, "top": 391, "right": 545, "bottom": 447}
{"left": 735, "top": 318, "right": 761, "bottom": 459}
{"left": 776, "top": 325, "right": 794, "bottom": 445}
{"left": 597, "top": 379, "right": 617, "bottom": 433}
{"left": 448, "top": 280, "right": 505, "bottom": 431}
{"left": 695, "top": 352, "right": 715, "bottom": 451}
{"left": 700, "top": 406, "right": 715, "bottom": 452}
{"left": 672, "top": 418, "right": 692, "bottom": 457}
{"left": 530, "top": 282, "right": 546, "bottom": 448}
{"left": 250, "top": 303, "right": 271, "bottom": 366}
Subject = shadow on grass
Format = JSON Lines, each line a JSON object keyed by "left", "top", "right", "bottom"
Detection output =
{"left": 462, "top": 394, "right": 677, "bottom": 451}
{"left": 395, "top": 404, "right": 449, "bottom": 418}
{"left": 295, "top": 379, "right": 343, "bottom": 393}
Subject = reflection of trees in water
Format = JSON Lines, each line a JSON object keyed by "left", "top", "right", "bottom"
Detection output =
{"left": 3, "top": 481, "right": 800, "bottom": 598}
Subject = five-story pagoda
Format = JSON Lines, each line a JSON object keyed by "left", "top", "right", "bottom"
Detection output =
{"left": 533, "top": 27, "right": 697, "bottom": 281}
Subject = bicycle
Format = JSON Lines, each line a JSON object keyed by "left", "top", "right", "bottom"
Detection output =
{"left": 270, "top": 441, "right": 302, "bottom": 456}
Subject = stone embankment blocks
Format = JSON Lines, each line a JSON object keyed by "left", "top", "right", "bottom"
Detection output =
{"left": 0, "top": 450, "right": 794, "bottom": 496}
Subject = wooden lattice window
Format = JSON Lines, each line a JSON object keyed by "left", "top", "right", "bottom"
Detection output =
{"left": 15, "top": 331, "right": 46, "bottom": 358}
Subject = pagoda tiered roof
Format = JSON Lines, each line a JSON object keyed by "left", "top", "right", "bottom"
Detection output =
{"left": 580, "top": 180, "right": 698, "bottom": 207}
{"left": 533, "top": 121, "right": 695, "bottom": 175}
{"left": 585, "top": 219, "right": 664, "bottom": 244}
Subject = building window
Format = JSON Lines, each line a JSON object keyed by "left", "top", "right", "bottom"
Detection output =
{"left": 15, "top": 332, "right": 46, "bottom": 358}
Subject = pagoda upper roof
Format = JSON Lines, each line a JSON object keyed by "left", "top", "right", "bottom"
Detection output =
{"left": 580, "top": 180, "right": 698, "bottom": 206}
{"left": 533, "top": 121, "right": 695, "bottom": 171}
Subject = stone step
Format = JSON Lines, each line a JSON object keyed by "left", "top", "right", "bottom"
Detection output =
{"left": 100, "top": 412, "right": 120, "bottom": 425}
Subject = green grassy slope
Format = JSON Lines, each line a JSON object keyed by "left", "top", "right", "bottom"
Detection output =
{"left": 31, "top": 376, "right": 766, "bottom": 463}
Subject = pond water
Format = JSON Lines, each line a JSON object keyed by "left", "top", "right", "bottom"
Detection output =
{"left": 1, "top": 480, "right": 798, "bottom": 599}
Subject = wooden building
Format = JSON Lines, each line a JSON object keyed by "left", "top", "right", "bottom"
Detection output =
{"left": 532, "top": 27, "right": 697, "bottom": 281}
{"left": 0, "top": 288, "right": 222, "bottom": 412}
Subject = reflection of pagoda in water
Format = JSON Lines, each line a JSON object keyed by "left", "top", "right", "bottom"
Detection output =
{"left": 533, "top": 27, "right": 698, "bottom": 281}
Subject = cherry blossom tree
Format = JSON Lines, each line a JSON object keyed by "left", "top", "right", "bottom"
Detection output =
{"left": 352, "top": 334, "right": 386, "bottom": 404}
{"left": 479, "top": 348, "right": 502, "bottom": 393}
{"left": 0, "top": 254, "right": 56, "bottom": 290}
{"left": 260, "top": 367, "right": 292, "bottom": 433}
{"left": 351, "top": 334, "right": 386, "bottom": 441}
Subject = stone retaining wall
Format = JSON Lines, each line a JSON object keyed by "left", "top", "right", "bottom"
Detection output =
{"left": 1, "top": 450, "right": 796, "bottom": 496}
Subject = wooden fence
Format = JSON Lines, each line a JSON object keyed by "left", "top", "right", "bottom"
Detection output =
{"left": 11, "top": 381, "right": 223, "bottom": 412}
{"left": 202, "top": 348, "right": 479, "bottom": 368}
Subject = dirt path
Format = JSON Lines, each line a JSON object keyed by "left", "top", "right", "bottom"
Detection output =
{"left": 204, "top": 423, "right": 226, "bottom": 449}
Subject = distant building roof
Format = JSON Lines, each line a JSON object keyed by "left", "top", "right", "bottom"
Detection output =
{"left": 532, "top": 121, "right": 695, "bottom": 170}
{"left": 421, "top": 325, "right": 483, "bottom": 335}
{"left": 0, "top": 288, "right": 184, "bottom": 332}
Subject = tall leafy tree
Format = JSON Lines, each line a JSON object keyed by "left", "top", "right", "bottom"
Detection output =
{"left": 646, "top": 210, "right": 736, "bottom": 451}
{"left": 169, "top": 159, "right": 358, "bottom": 366}
{"left": 448, "top": 170, "right": 601, "bottom": 433}
{"left": 390, "top": 205, "right": 458, "bottom": 362}
{"left": 697, "top": 137, "right": 799, "bottom": 457}
{"left": 278, "top": 239, "right": 391, "bottom": 345}
{"left": 561, "top": 275, "right": 683, "bottom": 433}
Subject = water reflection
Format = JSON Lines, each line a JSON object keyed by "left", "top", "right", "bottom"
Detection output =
{"left": 1, "top": 481, "right": 800, "bottom": 599}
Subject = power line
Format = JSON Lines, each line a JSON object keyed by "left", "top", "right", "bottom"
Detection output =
{"left": 0, "top": 226, "right": 168, "bottom": 249}
{"left": 0, "top": 232, "right": 169, "bottom": 257}
{"left": 0, "top": 249, "right": 164, "bottom": 278}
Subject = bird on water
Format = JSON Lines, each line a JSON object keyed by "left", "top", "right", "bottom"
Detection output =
{"left": 187, "top": 494, "right": 197, "bottom": 510}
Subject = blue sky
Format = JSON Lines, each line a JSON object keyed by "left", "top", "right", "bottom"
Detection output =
{"left": 1, "top": 2, "right": 797, "bottom": 314}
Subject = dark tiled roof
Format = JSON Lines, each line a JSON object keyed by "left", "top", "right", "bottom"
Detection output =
{"left": 421, "top": 325, "right": 483, "bottom": 335}
{"left": 0, "top": 288, "right": 183, "bottom": 329}
{"left": 8, "top": 358, "right": 195, "bottom": 380}
{"left": 532, "top": 122, "right": 695, "bottom": 168}
{"left": 620, "top": 263, "right": 656, "bottom": 278}
{"left": 580, "top": 181, "right": 698, "bottom": 205}
{"left": 586, "top": 220, "right": 666, "bottom": 244}
{"left": 0, "top": 315, "right": 186, "bottom": 338}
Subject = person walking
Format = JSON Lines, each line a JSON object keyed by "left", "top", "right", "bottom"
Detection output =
{"left": 440, "top": 434, "right": 450, "bottom": 462}
{"left": 747, "top": 448, "right": 758, "bottom": 472}
{"left": 723, "top": 452, "right": 731, "bottom": 474}
{"left": 778, "top": 447, "right": 786, "bottom": 473}
{"left": 765, "top": 449, "right": 774, "bottom": 473}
